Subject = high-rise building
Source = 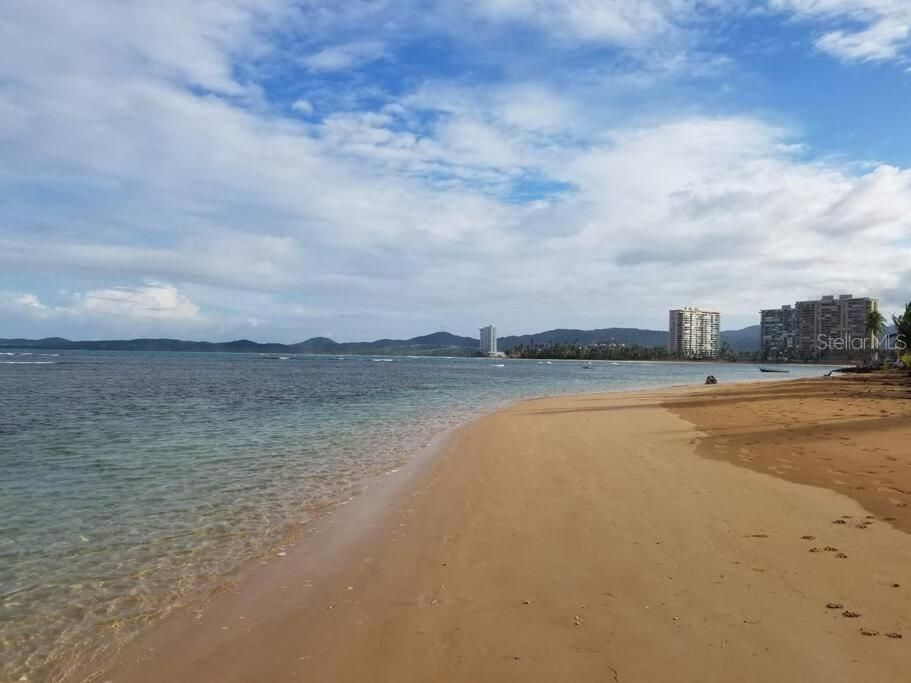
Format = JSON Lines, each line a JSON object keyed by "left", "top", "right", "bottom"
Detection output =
{"left": 760, "top": 305, "right": 796, "bottom": 360}
{"left": 761, "top": 294, "right": 878, "bottom": 360}
{"left": 668, "top": 308, "right": 720, "bottom": 359}
{"left": 479, "top": 325, "right": 497, "bottom": 356}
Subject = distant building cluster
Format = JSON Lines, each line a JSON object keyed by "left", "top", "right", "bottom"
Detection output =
{"left": 668, "top": 307, "right": 720, "bottom": 359}
{"left": 760, "top": 294, "right": 878, "bottom": 361}
{"left": 479, "top": 324, "right": 497, "bottom": 356}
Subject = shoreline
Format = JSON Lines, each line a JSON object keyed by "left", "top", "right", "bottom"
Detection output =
{"left": 88, "top": 375, "right": 911, "bottom": 682}
{"left": 58, "top": 376, "right": 803, "bottom": 681}
{"left": 80, "top": 379, "right": 799, "bottom": 671}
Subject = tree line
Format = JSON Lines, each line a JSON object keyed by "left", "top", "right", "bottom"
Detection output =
{"left": 505, "top": 341, "right": 761, "bottom": 362}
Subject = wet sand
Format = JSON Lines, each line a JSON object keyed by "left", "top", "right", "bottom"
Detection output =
{"left": 667, "top": 373, "right": 911, "bottom": 533}
{"left": 99, "top": 377, "right": 911, "bottom": 682}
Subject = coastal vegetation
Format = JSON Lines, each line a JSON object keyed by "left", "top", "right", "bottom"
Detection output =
{"left": 892, "top": 300, "right": 911, "bottom": 369}
{"left": 865, "top": 309, "right": 887, "bottom": 362}
{"left": 505, "top": 342, "right": 762, "bottom": 362}
{"left": 506, "top": 342, "right": 670, "bottom": 361}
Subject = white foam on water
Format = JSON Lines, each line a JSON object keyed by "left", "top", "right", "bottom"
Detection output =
{"left": 1, "top": 361, "right": 57, "bottom": 365}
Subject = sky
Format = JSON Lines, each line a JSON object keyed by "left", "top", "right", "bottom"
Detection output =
{"left": 1, "top": 0, "right": 911, "bottom": 342}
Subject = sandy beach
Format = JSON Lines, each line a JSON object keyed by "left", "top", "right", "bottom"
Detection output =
{"left": 98, "top": 375, "right": 911, "bottom": 682}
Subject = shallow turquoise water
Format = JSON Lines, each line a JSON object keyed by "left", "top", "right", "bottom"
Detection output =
{"left": 0, "top": 351, "right": 833, "bottom": 680}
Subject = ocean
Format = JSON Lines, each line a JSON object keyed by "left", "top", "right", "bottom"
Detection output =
{"left": 0, "top": 350, "right": 833, "bottom": 680}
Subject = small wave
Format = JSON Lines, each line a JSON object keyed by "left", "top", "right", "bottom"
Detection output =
{"left": 372, "top": 359, "right": 394, "bottom": 362}
{"left": 492, "top": 364, "right": 505, "bottom": 367}
{"left": 1, "top": 361, "right": 58, "bottom": 365}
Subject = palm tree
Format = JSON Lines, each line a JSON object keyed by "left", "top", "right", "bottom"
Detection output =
{"left": 893, "top": 300, "right": 911, "bottom": 362}
{"left": 865, "top": 309, "right": 886, "bottom": 363}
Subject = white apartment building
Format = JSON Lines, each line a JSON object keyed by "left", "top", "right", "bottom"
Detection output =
{"left": 668, "top": 307, "right": 721, "bottom": 359}
{"left": 479, "top": 325, "right": 497, "bottom": 355}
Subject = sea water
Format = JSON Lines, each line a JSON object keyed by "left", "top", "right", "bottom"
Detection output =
{"left": 0, "top": 351, "right": 833, "bottom": 680}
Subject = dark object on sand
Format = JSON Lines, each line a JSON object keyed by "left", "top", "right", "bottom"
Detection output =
{"left": 759, "top": 367, "right": 789, "bottom": 373}
{"left": 705, "top": 375, "right": 718, "bottom": 385}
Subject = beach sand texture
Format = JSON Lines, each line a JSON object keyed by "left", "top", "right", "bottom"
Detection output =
{"left": 102, "top": 376, "right": 911, "bottom": 682}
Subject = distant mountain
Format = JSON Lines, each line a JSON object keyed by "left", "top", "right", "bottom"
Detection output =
{"left": 1, "top": 326, "right": 762, "bottom": 355}
{"left": 499, "top": 327, "right": 667, "bottom": 350}
{"left": 720, "top": 325, "right": 761, "bottom": 353}
{"left": 0, "top": 337, "right": 296, "bottom": 353}
{"left": 294, "top": 331, "right": 477, "bottom": 355}
{"left": 0, "top": 332, "right": 479, "bottom": 356}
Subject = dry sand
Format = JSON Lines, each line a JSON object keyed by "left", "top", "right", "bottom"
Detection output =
{"left": 99, "top": 376, "right": 911, "bottom": 682}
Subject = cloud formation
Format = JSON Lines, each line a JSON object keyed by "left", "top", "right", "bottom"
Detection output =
{"left": 301, "top": 40, "right": 387, "bottom": 72}
{"left": 1, "top": 1, "right": 910, "bottom": 341}
{"left": 2, "top": 284, "right": 201, "bottom": 324}
{"left": 771, "top": 0, "right": 911, "bottom": 63}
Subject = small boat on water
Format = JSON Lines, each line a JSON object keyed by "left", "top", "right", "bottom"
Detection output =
{"left": 759, "top": 367, "right": 790, "bottom": 373}
{"left": 582, "top": 362, "right": 594, "bottom": 369}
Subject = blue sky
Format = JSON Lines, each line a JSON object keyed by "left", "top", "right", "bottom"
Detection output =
{"left": 2, "top": 0, "right": 911, "bottom": 341}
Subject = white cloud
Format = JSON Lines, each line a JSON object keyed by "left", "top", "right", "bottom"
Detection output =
{"left": 816, "top": 17, "right": 910, "bottom": 62}
{"left": 0, "top": 0, "right": 290, "bottom": 96}
{"left": 770, "top": 0, "right": 911, "bottom": 63}
{"left": 471, "top": 0, "right": 683, "bottom": 45}
{"left": 467, "top": 0, "right": 911, "bottom": 66}
{"left": 0, "top": 292, "right": 59, "bottom": 319}
{"left": 73, "top": 284, "right": 201, "bottom": 322}
{"left": 1, "top": 284, "right": 201, "bottom": 324}
{"left": 301, "top": 40, "right": 386, "bottom": 72}
{"left": 2, "top": 1, "right": 911, "bottom": 342}
{"left": 292, "top": 98, "right": 313, "bottom": 114}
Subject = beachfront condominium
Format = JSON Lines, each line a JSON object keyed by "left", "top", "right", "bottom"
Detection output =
{"left": 668, "top": 308, "right": 721, "bottom": 359}
{"left": 479, "top": 325, "right": 497, "bottom": 356}
{"left": 761, "top": 294, "right": 878, "bottom": 361}
{"left": 760, "top": 305, "right": 796, "bottom": 360}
